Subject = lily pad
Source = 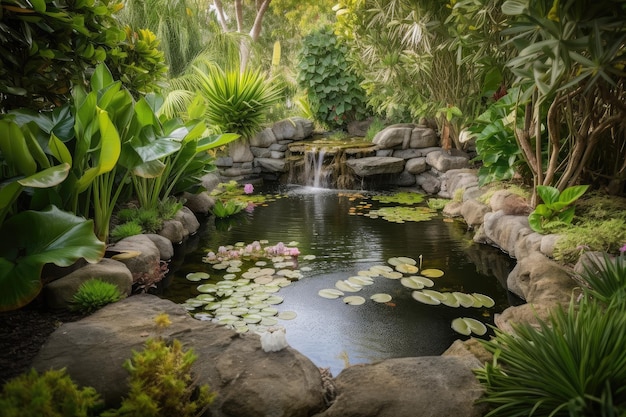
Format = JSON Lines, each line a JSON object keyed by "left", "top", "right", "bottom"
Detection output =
{"left": 318, "top": 288, "right": 345, "bottom": 299}
{"left": 197, "top": 284, "right": 217, "bottom": 293}
{"left": 400, "top": 277, "right": 425, "bottom": 290}
{"left": 408, "top": 276, "right": 434, "bottom": 287}
{"left": 335, "top": 280, "right": 362, "bottom": 292}
{"left": 411, "top": 291, "right": 441, "bottom": 305}
{"left": 381, "top": 271, "right": 403, "bottom": 279}
{"left": 348, "top": 276, "right": 374, "bottom": 286}
{"left": 343, "top": 296, "right": 366, "bottom": 305}
{"left": 441, "top": 292, "right": 461, "bottom": 307}
{"left": 186, "top": 272, "right": 210, "bottom": 281}
{"left": 422, "top": 289, "right": 446, "bottom": 301}
{"left": 265, "top": 295, "right": 284, "bottom": 305}
{"left": 451, "top": 317, "right": 487, "bottom": 336}
{"left": 472, "top": 293, "right": 495, "bottom": 308}
{"left": 395, "top": 263, "right": 419, "bottom": 274}
{"left": 277, "top": 311, "right": 297, "bottom": 320}
{"left": 453, "top": 292, "right": 476, "bottom": 308}
{"left": 370, "top": 293, "right": 392, "bottom": 303}
{"left": 421, "top": 268, "right": 444, "bottom": 278}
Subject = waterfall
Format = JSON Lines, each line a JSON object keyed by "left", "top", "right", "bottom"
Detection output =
{"left": 304, "top": 147, "right": 328, "bottom": 188}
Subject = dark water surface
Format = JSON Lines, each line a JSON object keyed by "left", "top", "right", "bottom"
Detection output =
{"left": 160, "top": 186, "right": 519, "bottom": 375}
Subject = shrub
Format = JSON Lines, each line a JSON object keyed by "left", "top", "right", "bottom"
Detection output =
{"left": 528, "top": 185, "right": 589, "bottom": 234}
{"left": 102, "top": 338, "right": 215, "bottom": 417}
{"left": 297, "top": 26, "right": 370, "bottom": 129}
{"left": 71, "top": 279, "right": 123, "bottom": 314}
{"left": 475, "top": 297, "right": 626, "bottom": 416}
{"left": 579, "top": 252, "right": 626, "bottom": 308}
{"left": 110, "top": 221, "right": 144, "bottom": 242}
{"left": 0, "top": 368, "right": 102, "bottom": 417}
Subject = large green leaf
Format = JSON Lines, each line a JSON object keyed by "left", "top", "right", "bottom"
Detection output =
{"left": 558, "top": 185, "right": 589, "bottom": 206}
{"left": 536, "top": 185, "right": 560, "bottom": 206}
{"left": 0, "top": 206, "right": 105, "bottom": 311}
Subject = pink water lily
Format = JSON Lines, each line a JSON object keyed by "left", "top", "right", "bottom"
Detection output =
{"left": 244, "top": 183, "right": 254, "bottom": 194}
{"left": 620, "top": 244, "right": 626, "bottom": 253}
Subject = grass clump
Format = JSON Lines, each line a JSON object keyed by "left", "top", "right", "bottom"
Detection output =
{"left": 476, "top": 253, "right": 626, "bottom": 416}
{"left": 0, "top": 368, "right": 102, "bottom": 416}
{"left": 364, "top": 118, "right": 385, "bottom": 141}
{"left": 71, "top": 279, "right": 123, "bottom": 314}
{"left": 553, "top": 193, "right": 626, "bottom": 264}
{"left": 110, "top": 221, "right": 143, "bottom": 242}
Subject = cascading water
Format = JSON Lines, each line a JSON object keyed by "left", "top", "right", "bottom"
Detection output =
{"left": 304, "top": 146, "right": 329, "bottom": 188}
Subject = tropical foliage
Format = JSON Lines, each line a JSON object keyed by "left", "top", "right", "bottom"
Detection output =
{"left": 528, "top": 185, "right": 589, "bottom": 233}
{"left": 297, "top": 26, "right": 370, "bottom": 129}
{"left": 71, "top": 279, "right": 123, "bottom": 314}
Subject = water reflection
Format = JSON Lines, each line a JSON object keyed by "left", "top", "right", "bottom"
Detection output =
{"left": 160, "top": 186, "right": 519, "bottom": 376}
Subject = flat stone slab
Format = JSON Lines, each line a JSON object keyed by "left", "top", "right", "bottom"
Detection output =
{"left": 345, "top": 157, "right": 405, "bottom": 176}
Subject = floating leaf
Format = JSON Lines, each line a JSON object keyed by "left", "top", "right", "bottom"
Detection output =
{"left": 348, "top": 276, "right": 374, "bottom": 286}
{"left": 336, "top": 280, "right": 362, "bottom": 292}
{"left": 370, "top": 265, "right": 392, "bottom": 274}
{"left": 302, "top": 254, "right": 316, "bottom": 261}
{"left": 441, "top": 293, "right": 460, "bottom": 307}
{"left": 395, "top": 263, "right": 419, "bottom": 274}
{"left": 265, "top": 295, "right": 284, "bottom": 305}
{"left": 421, "top": 269, "right": 444, "bottom": 278}
{"left": 451, "top": 318, "right": 471, "bottom": 335}
{"left": 410, "top": 276, "right": 434, "bottom": 287}
{"left": 370, "top": 293, "right": 392, "bottom": 303}
{"left": 422, "top": 289, "right": 446, "bottom": 301}
{"left": 277, "top": 311, "right": 297, "bottom": 320}
{"left": 318, "top": 288, "right": 345, "bottom": 299}
{"left": 411, "top": 291, "right": 441, "bottom": 305}
{"left": 465, "top": 318, "right": 487, "bottom": 335}
{"left": 472, "top": 293, "right": 495, "bottom": 308}
{"left": 381, "top": 271, "right": 403, "bottom": 279}
{"left": 243, "top": 314, "right": 262, "bottom": 324}
{"left": 186, "top": 272, "right": 210, "bottom": 281}
{"left": 197, "top": 284, "right": 217, "bottom": 293}
{"left": 453, "top": 292, "right": 476, "bottom": 308}
{"left": 343, "top": 296, "right": 366, "bottom": 305}
{"left": 400, "top": 277, "right": 425, "bottom": 290}
{"left": 260, "top": 317, "right": 278, "bottom": 326}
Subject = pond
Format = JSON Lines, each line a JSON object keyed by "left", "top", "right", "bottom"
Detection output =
{"left": 159, "top": 185, "right": 519, "bottom": 376}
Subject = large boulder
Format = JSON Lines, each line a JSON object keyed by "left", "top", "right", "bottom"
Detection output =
{"left": 33, "top": 295, "right": 326, "bottom": 417}
{"left": 409, "top": 127, "right": 438, "bottom": 148}
{"left": 272, "top": 117, "right": 314, "bottom": 140}
{"left": 255, "top": 157, "right": 288, "bottom": 173}
{"left": 107, "top": 235, "right": 162, "bottom": 286}
{"left": 250, "top": 127, "right": 278, "bottom": 147}
{"left": 506, "top": 251, "right": 577, "bottom": 304}
{"left": 425, "top": 149, "right": 470, "bottom": 172}
{"left": 228, "top": 138, "right": 254, "bottom": 163}
{"left": 314, "top": 356, "right": 487, "bottom": 417}
{"left": 372, "top": 124, "right": 415, "bottom": 149}
{"left": 345, "top": 157, "right": 405, "bottom": 177}
{"left": 477, "top": 210, "right": 534, "bottom": 257}
{"left": 43, "top": 258, "right": 132, "bottom": 310}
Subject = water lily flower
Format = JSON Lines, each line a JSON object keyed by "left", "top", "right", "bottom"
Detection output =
{"left": 244, "top": 183, "right": 254, "bottom": 194}
{"left": 286, "top": 247, "right": 300, "bottom": 257}
{"left": 620, "top": 244, "right": 626, "bottom": 253}
{"left": 218, "top": 246, "right": 227, "bottom": 254}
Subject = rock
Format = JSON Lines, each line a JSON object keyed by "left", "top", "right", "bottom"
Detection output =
{"left": 442, "top": 201, "right": 463, "bottom": 217}
{"left": 158, "top": 219, "right": 186, "bottom": 244}
{"left": 494, "top": 303, "right": 563, "bottom": 334}
{"left": 43, "top": 258, "right": 132, "bottom": 310}
{"left": 372, "top": 125, "right": 415, "bottom": 149}
{"left": 488, "top": 190, "right": 532, "bottom": 215}
{"left": 392, "top": 149, "right": 422, "bottom": 159}
{"left": 33, "top": 295, "right": 326, "bottom": 416}
{"left": 250, "top": 128, "right": 277, "bottom": 147}
{"left": 174, "top": 206, "right": 200, "bottom": 236}
{"left": 443, "top": 339, "right": 492, "bottom": 365}
{"left": 250, "top": 146, "right": 272, "bottom": 158}
{"left": 143, "top": 234, "right": 174, "bottom": 261}
{"left": 200, "top": 172, "right": 221, "bottom": 193}
{"left": 347, "top": 119, "right": 373, "bottom": 137}
{"left": 410, "top": 127, "right": 438, "bottom": 148}
{"left": 214, "top": 156, "right": 233, "bottom": 167}
{"left": 228, "top": 138, "right": 254, "bottom": 163}
{"left": 405, "top": 157, "right": 427, "bottom": 174}
{"left": 425, "top": 149, "right": 470, "bottom": 172}
{"left": 270, "top": 151, "right": 285, "bottom": 159}
{"left": 182, "top": 191, "right": 215, "bottom": 215}
{"left": 506, "top": 251, "right": 577, "bottom": 303}
{"left": 345, "top": 157, "right": 405, "bottom": 176}
{"left": 479, "top": 210, "right": 533, "bottom": 257}
{"left": 375, "top": 149, "right": 394, "bottom": 157}
{"left": 255, "top": 157, "right": 288, "bottom": 173}
{"left": 314, "top": 357, "right": 487, "bottom": 417}
{"left": 415, "top": 171, "right": 441, "bottom": 194}
{"left": 272, "top": 117, "right": 314, "bottom": 140}
{"left": 460, "top": 199, "right": 490, "bottom": 228}
{"left": 393, "top": 171, "right": 416, "bottom": 186}
{"left": 221, "top": 166, "right": 255, "bottom": 177}
{"left": 514, "top": 233, "right": 543, "bottom": 261}
{"left": 107, "top": 235, "right": 163, "bottom": 287}
{"left": 540, "top": 234, "right": 560, "bottom": 258}
{"left": 573, "top": 251, "right": 611, "bottom": 276}
{"left": 268, "top": 143, "right": 287, "bottom": 152}
{"left": 440, "top": 169, "right": 478, "bottom": 198}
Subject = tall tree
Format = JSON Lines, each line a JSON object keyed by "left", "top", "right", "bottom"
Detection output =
{"left": 212, "top": 0, "right": 272, "bottom": 69}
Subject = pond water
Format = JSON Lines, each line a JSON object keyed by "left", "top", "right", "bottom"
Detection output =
{"left": 159, "top": 185, "right": 519, "bottom": 376}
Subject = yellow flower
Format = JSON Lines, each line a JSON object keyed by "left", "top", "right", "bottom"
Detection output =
{"left": 154, "top": 313, "right": 172, "bottom": 329}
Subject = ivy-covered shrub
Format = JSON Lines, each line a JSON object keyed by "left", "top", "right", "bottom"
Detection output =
{"left": 297, "top": 26, "right": 370, "bottom": 129}
{"left": 0, "top": 368, "right": 102, "bottom": 417}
